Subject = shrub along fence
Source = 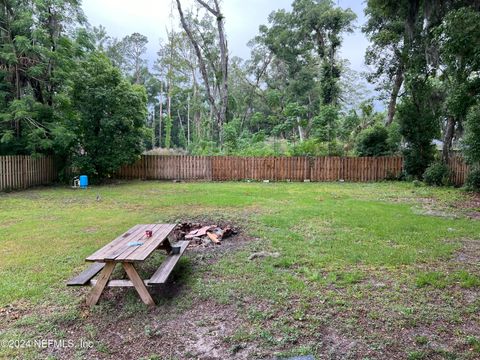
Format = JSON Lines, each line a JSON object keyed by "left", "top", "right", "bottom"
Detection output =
{"left": 0, "top": 155, "right": 57, "bottom": 191}
{"left": 0, "top": 154, "right": 470, "bottom": 192}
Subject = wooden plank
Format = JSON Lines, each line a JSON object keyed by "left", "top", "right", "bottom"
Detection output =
{"left": 101, "top": 224, "right": 155, "bottom": 261}
{"left": 13, "top": 156, "right": 17, "bottom": 188}
{"left": 86, "top": 225, "right": 143, "bottom": 262}
{"left": 311, "top": 157, "right": 317, "bottom": 181}
{"left": 183, "top": 155, "right": 187, "bottom": 180}
{"left": 6, "top": 156, "right": 10, "bottom": 189}
{"left": 7, "top": 156, "right": 10, "bottom": 189}
{"left": 123, "top": 262, "right": 155, "bottom": 306}
{"left": 122, "top": 223, "right": 176, "bottom": 261}
{"left": 114, "top": 223, "right": 167, "bottom": 261}
{"left": 89, "top": 279, "right": 150, "bottom": 287}
{"left": 148, "top": 240, "right": 189, "bottom": 285}
{"left": 85, "top": 262, "right": 116, "bottom": 306}
{"left": 98, "top": 224, "right": 148, "bottom": 261}
{"left": 190, "top": 155, "right": 193, "bottom": 180}
{"left": 67, "top": 263, "right": 106, "bottom": 286}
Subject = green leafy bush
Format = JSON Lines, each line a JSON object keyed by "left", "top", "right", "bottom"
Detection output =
{"left": 290, "top": 139, "right": 326, "bottom": 156}
{"left": 423, "top": 162, "right": 451, "bottom": 186}
{"left": 386, "top": 122, "right": 402, "bottom": 154}
{"left": 189, "top": 140, "right": 220, "bottom": 156}
{"left": 355, "top": 125, "right": 390, "bottom": 156}
{"left": 222, "top": 119, "right": 241, "bottom": 154}
{"left": 465, "top": 168, "right": 480, "bottom": 192}
{"left": 289, "top": 139, "right": 344, "bottom": 157}
{"left": 69, "top": 54, "right": 148, "bottom": 180}
{"left": 397, "top": 81, "right": 439, "bottom": 178}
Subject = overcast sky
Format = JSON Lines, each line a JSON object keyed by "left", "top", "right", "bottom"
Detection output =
{"left": 82, "top": 0, "right": 370, "bottom": 73}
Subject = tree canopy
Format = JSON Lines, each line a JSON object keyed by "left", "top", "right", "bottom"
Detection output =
{"left": 69, "top": 54, "right": 148, "bottom": 179}
{"left": 1, "top": 0, "right": 480, "bottom": 183}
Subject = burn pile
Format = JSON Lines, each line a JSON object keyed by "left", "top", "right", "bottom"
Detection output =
{"left": 173, "top": 222, "right": 237, "bottom": 248}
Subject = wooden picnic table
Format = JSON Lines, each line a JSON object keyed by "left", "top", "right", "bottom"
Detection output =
{"left": 67, "top": 224, "right": 189, "bottom": 306}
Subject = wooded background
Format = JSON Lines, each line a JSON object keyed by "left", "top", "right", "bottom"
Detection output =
{"left": 2, "top": 1, "right": 479, "bottom": 190}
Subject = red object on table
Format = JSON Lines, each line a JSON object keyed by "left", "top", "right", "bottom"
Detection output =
{"left": 145, "top": 230, "right": 153, "bottom": 238}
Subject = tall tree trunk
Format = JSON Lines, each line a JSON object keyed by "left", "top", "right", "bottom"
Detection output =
{"left": 167, "top": 83, "right": 171, "bottom": 127}
{"left": 176, "top": 0, "right": 228, "bottom": 144}
{"left": 386, "top": 64, "right": 404, "bottom": 126}
{"left": 167, "top": 63, "right": 172, "bottom": 121}
{"left": 158, "top": 83, "right": 163, "bottom": 148}
{"left": 297, "top": 117, "right": 304, "bottom": 142}
{"left": 187, "top": 93, "right": 190, "bottom": 146}
{"left": 442, "top": 116, "right": 456, "bottom": 164}
{"left": 151, "top": 108, "right": 156, "bottom": 148}
{"left": 135, "top": 66, "right": 140, "bottom": 84}
{"left": 192, "top": 70, "right": 200, "bottom": 140}
{"left": 212, "top": 0, "right": 229, "bottom": 141}
{"left": 178, "top": 109, "right": 186, "bottom": 144}
{"left": 166, "top": 68, "right": 172, "bottom": 149}
{"left": 176, "top": 0, "right": 218, "bottom": 115}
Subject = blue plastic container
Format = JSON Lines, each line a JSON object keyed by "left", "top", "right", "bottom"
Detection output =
{"left": 79, "top": 175, "right": 88, "bottom": 189}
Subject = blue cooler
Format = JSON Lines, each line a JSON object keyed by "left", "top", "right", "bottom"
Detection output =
{"left": 79, "top": 175, "right": 88, "bottom": 189}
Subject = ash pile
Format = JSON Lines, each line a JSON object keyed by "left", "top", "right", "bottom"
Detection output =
{"left": 173, "top": 223, "right": 237, "bottom": 248}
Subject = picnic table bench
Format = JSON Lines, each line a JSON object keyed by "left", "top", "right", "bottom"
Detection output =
{"left": 67, "top": 224, "right": 188, "bottom": 306}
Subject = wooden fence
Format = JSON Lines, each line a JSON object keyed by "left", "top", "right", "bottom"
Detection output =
{"left": 0, "top": 155, "right": 57, "bottom": 191}
{"left": 449, "top": 154, "right": 470, "bottom": 186}
{"left": 116, "top": 155, "right": 405, "bottom": 182}
{"left": 0, "top": 154, "right": 470, "bottom": 192}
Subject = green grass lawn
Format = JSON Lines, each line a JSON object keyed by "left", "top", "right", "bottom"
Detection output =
{"left": 1, "top": 181, "right": 479, "bottom": 359}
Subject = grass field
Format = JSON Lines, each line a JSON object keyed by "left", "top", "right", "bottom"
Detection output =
{"left": 0, "top": 181, "right": 479, "bottom": 359}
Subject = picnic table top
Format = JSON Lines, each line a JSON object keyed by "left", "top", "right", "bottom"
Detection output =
{"left": 86, "top": 224, "right": 176, "bottom": 263}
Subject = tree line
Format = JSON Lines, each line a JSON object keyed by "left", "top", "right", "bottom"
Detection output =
{"left": 1, "top": 0, "right": 479, "bottom": 188}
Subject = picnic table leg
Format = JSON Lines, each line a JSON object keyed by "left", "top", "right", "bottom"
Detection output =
{"left": 122, "top": 262, "right": 155, "bottom": 306}
{"left": 86, "top": 262, "right": 115, "bottom": 306}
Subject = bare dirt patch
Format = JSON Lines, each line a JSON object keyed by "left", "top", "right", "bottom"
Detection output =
{"left": 390, "top": 192, "right": 480, "bottom": 220}
{"left": 0, "top": 300, "right": 31, "bottom": 323}
{"left": 453, "top": 238, "right": 480, "bottom": 264}
{"left": 412, "top": 207, "right": 461, "bottom": 219}
{"left": 47, "top": 303, "right": 257, "bottom": 360}
{"left": 454, "top": 192, "right": 480, "bottom": 219}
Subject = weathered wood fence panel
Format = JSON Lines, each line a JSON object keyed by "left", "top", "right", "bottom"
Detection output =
{"left": 116, "top": 155, "right": 213, "bottom": 181}
{"left": 0, "top": 154, "right": 471, "bottom": 191}
{"left": 114, "top": 155, "right": 407, "bottom": 183}
{"left": 449, "top": 155, "right": 469, "bottom": 186}
{"left": 0, "top": 155, "right": 57, "bottom": 191}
